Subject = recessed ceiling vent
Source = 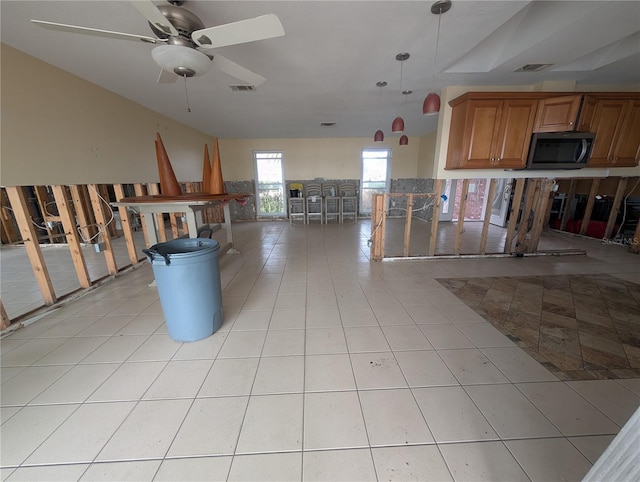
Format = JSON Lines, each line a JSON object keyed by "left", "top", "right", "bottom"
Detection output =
{"left": 320, "top": 122, "right": 337, "bottom": 127}
{"left": 229, "top": 85, "right": 256, "bottom": 91}
{"left": 514, "top": 63, "right": 554, "bottom": 72}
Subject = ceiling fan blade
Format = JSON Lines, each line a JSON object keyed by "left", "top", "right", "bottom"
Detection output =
{"left": 212, "top": 54, "right": 266, "bottom": 86}
{"left": 31, "top": 19, "right": 160, "bottom": 44}
{"left": 130, "top": 0, "right": 178, "bottom": 37}
{"left": 192, "top": 14, "right": 284, "bottom": 49}
{"left": 157, "top": 68, "right": 177, "bottom": 84}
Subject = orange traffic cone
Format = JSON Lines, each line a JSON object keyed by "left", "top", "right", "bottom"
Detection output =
{"left": 202, "top": 144, "right": 212, "bottom": 194}
{"left": 155, "top": 133, "right": 182, "bottom": 197}
{"left": 210, "top": 137, "right": 226, "bottom": 195}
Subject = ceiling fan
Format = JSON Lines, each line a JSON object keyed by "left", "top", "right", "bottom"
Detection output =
{"left": 30, "top": 0, "right": 285, "bottom": 86}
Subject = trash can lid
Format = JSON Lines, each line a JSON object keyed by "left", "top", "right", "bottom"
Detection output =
{"left": 144, "top": 238, "right": 219, "bottom": 265}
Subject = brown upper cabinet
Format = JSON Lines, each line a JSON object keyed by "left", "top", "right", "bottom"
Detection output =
{"left": 446, "top": 95, "right": 537, "bottom": 169}
{"left": 533, "top": 95, "right": 583, "bottom": 132}
{"left": 446, "top": 92, "right": 640, "bottom": 169}
{"left": 579, "top": 96, "right": 640, "bottom": 167}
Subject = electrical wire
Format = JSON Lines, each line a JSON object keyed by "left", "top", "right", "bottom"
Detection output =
{"left": 367, "top": 198, "right": 438, "bottom": 246}
{"left": 76, "top": 185, "right": 116, "bottom": 243}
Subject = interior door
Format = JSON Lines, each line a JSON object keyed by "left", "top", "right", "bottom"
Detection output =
{"left": 490, "top": 178, "right": 513, "bottom": 227}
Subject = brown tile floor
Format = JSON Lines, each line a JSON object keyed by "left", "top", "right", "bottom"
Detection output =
{"left": 438, "top": 274, "right": 640, "bottom": 381}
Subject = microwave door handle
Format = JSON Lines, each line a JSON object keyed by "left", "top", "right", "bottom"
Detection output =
{"left": 576, "top": 139, "right": 588, "bottom": 163}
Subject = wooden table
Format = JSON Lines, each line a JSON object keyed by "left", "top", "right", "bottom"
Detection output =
{"left": 113, "top": 194, "right": 249, "bottom": 254}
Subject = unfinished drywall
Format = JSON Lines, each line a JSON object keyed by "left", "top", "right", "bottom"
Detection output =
{"left": 1, "top": 45, "right": 211, "bottom": 186}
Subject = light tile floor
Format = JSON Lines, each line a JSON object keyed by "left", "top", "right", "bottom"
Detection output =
{"left": 1, "top": 221, "right": 639, "bottom": 481}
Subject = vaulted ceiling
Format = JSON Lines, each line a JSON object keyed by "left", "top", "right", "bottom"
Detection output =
{"left": 2, "top": 1, "right": 639, "bottom": 138}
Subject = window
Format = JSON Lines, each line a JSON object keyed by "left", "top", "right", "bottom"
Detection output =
{"left": 360, "top": 148, "right": 391, "bottom": 215}
{"left": 254, "top": 151, "right": 285, "bottom": 217}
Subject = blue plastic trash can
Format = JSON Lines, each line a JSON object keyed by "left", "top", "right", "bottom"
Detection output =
{"left": 143, "top": 238, "right": 223, "bottom": 342}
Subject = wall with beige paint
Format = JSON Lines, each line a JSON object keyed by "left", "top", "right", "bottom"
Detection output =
{"left": 2, "top": 45, "right": 426, "bottom": 187}
{"left": 1, "top": 45, "right": 211, "bottom": 186}
{"left": 218, "top": 137, "right": 421, "bottom": 182}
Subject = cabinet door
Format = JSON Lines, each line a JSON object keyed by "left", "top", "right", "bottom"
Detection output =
{"left": 587, "top": 99, "right": 627, "bottom": 167}
{"left": 533, "top": 95, "right": 582, "bottom": 132}
{"left": 463, "top": 100, "right": 503, "bottom": 168}
{"left": 577, "top": 95, "right": 597, "bottom": 131}
{"left": 493, "top": 99, "right": 538, "bottom": 168}
{"left": 611, "top": 99, "right": 640, "bottom": 167}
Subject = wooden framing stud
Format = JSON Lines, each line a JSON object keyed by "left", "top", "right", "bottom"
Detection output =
{"left": 514, "top": 179, "right": 538, "bottom": 255}
{"left": 560, "top": 179, "right": 577, "bottom": 231}
{"left": 403, "top": 193, "right": 414, "bottom": 257}
{"left": 370, "top": 193, "right": 386, "bottom": 261}
{"left": 479, "top": 178, "right": 498, "bottom": 254}
{"left": 51, "top": 185, "right": 91, "bottom": 288}
{"left": 113, "top": 184, "right": 140, "bottom": 265}
{"left": 69, "top": 185, "right": 97, "bottom": 243}
{"left": 88, "top": 184, "right": 118, "bottom": 275}
{"left": 5, "top": 186, "right": 56, "bottom": 304}
{"left": 429, "top": 180, "right": 443, "bottom": 256}
{"left": 527, "top": 179, "right": 555, "bottom": 253}
{"left": 580, "top": 178, "right": 601, "bottom": 236}
{"left": 604, "top": 177, "right": 628, "bottom": 240}
{"left": 454, "top": 179, "right": 471, "bottom": 256}
{"left": 504, "top": 178, "right": 525, "bottom": 253}
{"left": 1, "top": 300, "right": 9, "bottom": 329}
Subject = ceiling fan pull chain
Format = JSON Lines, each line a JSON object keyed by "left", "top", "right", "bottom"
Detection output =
{"left": 183, "top": 74, "right": 191, "bottom": 112}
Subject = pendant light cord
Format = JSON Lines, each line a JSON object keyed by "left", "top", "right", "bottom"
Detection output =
{"left": 431, "top": 5, "right": 443, "bottom": 92}
{"left": 183, "top": 75, "right": 191, "bottom": 113}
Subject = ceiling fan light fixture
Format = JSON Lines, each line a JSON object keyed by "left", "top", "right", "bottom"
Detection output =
{"left": 374, "top": 130, "right": 384, "bottom": 142}
{"left": 151, "top": 44, "right": 211, "bottom": 77}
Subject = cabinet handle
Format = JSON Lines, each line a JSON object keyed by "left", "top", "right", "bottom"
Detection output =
{"left": 569, "top": 121, "right": 574, "bottom": 126}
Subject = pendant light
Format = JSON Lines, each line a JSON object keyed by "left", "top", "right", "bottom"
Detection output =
{"left": 374, "top": 81, "right": 387, "bottom": 142}
{"left": 398, "top": 90, "right": 412, "bottom": 146}
{"left": 392, "top": 52, "right": 410, "bottom": 132}
{"left": 423, "top": 0, "right": 452, "bottom": 116}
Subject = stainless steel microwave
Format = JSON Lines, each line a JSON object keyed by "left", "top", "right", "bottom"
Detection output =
{"left": 526, "top": 132, "right": 595, "bottom": 169}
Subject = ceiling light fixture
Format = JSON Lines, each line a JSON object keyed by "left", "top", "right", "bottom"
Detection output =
{"left": 151, "top": 45, "right": 212, "bottom": 112}
{"left": 399, "top": 90, "right": 412, "bottom": 145}
{"left": 374, "top": 81, "right": 387, "bottom": 142}
{"left": 392, "top": 52, "right": 410, "bottom": 133}
{"left": 151, "top": 45, "right": 212, "bottom": 78}
{"left": 423, "top": 0, "right": 452, "bottom": 116}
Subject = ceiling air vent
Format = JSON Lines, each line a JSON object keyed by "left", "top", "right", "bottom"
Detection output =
{"left": 229, "top": 85, "right": 256, "bottom": 91}
{"left": 320, "top": 122, "right": 337, "bottom": 127}
{"left": 514, "top": 63, "right": 554, "bottom": 72}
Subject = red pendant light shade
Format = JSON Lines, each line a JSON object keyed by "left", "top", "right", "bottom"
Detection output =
{"left": 391, "top": 116, "right": 405, "bottom": 133}
{"left": 423, "top": 92, "right": 441, "bottom": 115}
{"left": 423, "top": 0, "right": 451, "bottom": 116}
{"left": 374, "top": 130, "right": 384, "bottom": 142}
{"left": 399, "top": 135, "right": 409, "bottom": 146}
